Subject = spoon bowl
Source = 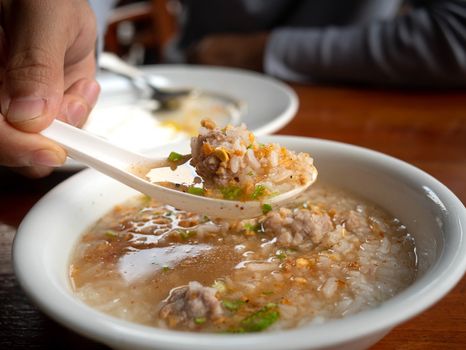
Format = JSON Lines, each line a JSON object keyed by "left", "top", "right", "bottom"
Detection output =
{"left": 42, "top": 120, "right": 316, "bottom": 219}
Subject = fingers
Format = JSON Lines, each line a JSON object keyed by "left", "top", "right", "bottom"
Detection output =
{"left": 0, "top": 0, "right": 97, "bottom": 133}
{"left": 1, "top": 1, "right": 66, "bottom": 132}
{"left": 0, "top": 75, "right": 99, "bottom": 177}
{"left": 0, "top": 77, "right": 100, "bottom": 178}
{"left": 59, "top": 78, "right": 100, "bottom": 127}
{"left": 13, "top": 165, "right": 56, "bottom": 179}
{"left": 0, "top": 0, "right": 99, "bottom": 178}
{"left": 0, "top": 115, "right": 66, "bottom": 169}
{"left": 58, "top": 51, "right": 100, "bottom": 127}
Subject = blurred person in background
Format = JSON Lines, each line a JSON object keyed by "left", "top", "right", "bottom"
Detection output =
{"left": 164, "top": 0, "right": 466, "bottom": 88}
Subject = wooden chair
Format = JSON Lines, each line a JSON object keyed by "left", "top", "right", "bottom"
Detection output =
{"left": 104, "top": 0, "right": 178, "bottom": 62}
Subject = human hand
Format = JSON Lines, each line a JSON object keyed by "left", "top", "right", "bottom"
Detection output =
{"left": 0, "top": 0, "right": 100, "bottom": 177}
{"left": 188, "top": 32, "right": 269, "bottom": 72}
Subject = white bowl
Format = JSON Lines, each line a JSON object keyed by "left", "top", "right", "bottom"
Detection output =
{"left": 13, "top": 136, "right": 466, "bottom": 350}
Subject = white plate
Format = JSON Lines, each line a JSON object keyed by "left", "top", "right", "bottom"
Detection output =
{"left": 63, "top": 65, "right": 298, "bottom": 170}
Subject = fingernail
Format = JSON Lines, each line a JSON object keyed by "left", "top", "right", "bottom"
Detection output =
{"left": 32, "top": 149, "right": 63, "bottom": 167}
{"left": 82, "top": 81, "right": 100, "bottom": 106}
{"left": 7, "top": 97, "right": 46, "bottom": 123}
{"left": 66, "top": 101, "right": 87, "bottom": 126}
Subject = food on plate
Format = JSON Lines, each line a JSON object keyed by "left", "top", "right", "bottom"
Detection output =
{"left": 156, "top": 93, "right": 241, "bottom": 136}
{"left": 84, "top": 93, "right": 240, "bottom": 153}
{"left": 70, "top": 184, "right": 417, "bottom": 332}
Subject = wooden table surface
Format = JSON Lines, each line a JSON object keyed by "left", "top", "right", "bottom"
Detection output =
{"left": 1, "top": 84, "right": 465, "bottom": 349}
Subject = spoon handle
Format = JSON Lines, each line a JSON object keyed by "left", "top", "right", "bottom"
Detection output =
{"left": 42, "top": 119, "right": 148, "bottom": 169}
{"left": 99, "top": 52, "right": 142, "bottom": 80}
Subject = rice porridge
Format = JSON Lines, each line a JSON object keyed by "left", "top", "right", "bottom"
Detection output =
{"left": 70, "top": 184, "right": 417, "bottom": 332}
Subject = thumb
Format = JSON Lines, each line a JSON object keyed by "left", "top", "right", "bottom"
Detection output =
{"left": 2, "top": 48, "right": 64, "bottom": 133}
{"left": 1, "top": 1, "right": 66, "bottom": 133}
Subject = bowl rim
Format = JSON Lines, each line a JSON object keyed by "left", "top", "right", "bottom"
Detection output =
{"left": 13, "top": 135, "right": 466, "bottom": 350}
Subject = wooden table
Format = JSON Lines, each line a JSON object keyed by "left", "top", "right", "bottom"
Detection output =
{"left": 1, "top": 85, "right": 465, "bottom": 349}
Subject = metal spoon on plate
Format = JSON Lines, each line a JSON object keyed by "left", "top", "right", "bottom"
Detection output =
{"left": 99, "top": 52, "right": 192, "bottom": 110}
{"left": 42, "top": 120, "right": 316, "bottom": 219}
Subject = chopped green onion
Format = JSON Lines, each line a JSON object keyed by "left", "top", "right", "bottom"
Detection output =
{"left": 247, "top": 171, "right": 254, "bottom": 176}
{"left": 179, "top": 230, "right": 196, "bottom": 240}
{"left": 244, "top": 223, "right": 257, "bottom": 231}
{"left": 104, "top": 230, "right": 118, "bottom": 239}
{"left": 275, "top": 251, "right": 287, "bottom": 260}
{"left": 239, "top": 303, "right": 279, "bottom": 332}
{"left": 187, "top": 186, "right": 206, "bottom": 196}
{"left": 275, "top": 249, "right": 288, "bottom": 260}
{"left": 247, "top": 144, "right": 253, "bottom": 149}
{"left": 251, "top": 185, "right": 267, "bottom": 200}
{"left": 262, "top": 291, "right": 274, "bottom": 295}
{"left": 162, "top": 266, "right": 171, "bottom": 272}
{"left": 168, "top": 151, "right": 183, "bottom": 162}
{"left": 142, "top": 194, "right": 152, "bottom": 204}
{"left": 212, "top": 280, "right": 226, "bottom": 293}
{"left": 222, "top": 299, "right": 245, "bottom": 312}
{"left": 261, "top": 204, "right": 272, "bottom": 214}
{"left": 194, "top": 317, "right": 206, "bottom": 325}
{"left": 221, "top": 186, "right": 243, "bottom": 200}
{"left": 243, "top": 222, "right": 264, "bottom": 233}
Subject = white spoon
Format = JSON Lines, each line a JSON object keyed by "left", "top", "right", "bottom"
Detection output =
{"left": 42, "top": 120, "right": 316, "bottom": 219}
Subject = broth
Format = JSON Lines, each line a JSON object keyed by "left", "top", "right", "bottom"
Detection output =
{"left": 70, "top": 184, "right": 417, "bottom": 332}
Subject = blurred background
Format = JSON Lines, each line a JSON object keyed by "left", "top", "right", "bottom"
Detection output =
{"left": 104, "top": 0, "right": 179, "bottom": 66}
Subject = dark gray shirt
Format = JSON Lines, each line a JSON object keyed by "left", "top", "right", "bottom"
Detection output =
{"left": 173, "top": 0, "right": 466, "bottom": 88}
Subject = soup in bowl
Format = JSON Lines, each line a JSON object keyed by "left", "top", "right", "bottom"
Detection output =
{"left": 13, "top": 136, "right": 466, "bottom": 350}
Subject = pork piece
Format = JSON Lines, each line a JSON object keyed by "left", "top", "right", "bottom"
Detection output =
{"left": 263, "top": 208, "right": 334, "bottom": 246}
{"left": 335, "top": 210, "right": 371, "bottom": 235}
{"left": 159, "top": 281, "right": 223, "bottom": 329}
{"left": 190, "top": 125, "right": 228, "bottom": 185}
